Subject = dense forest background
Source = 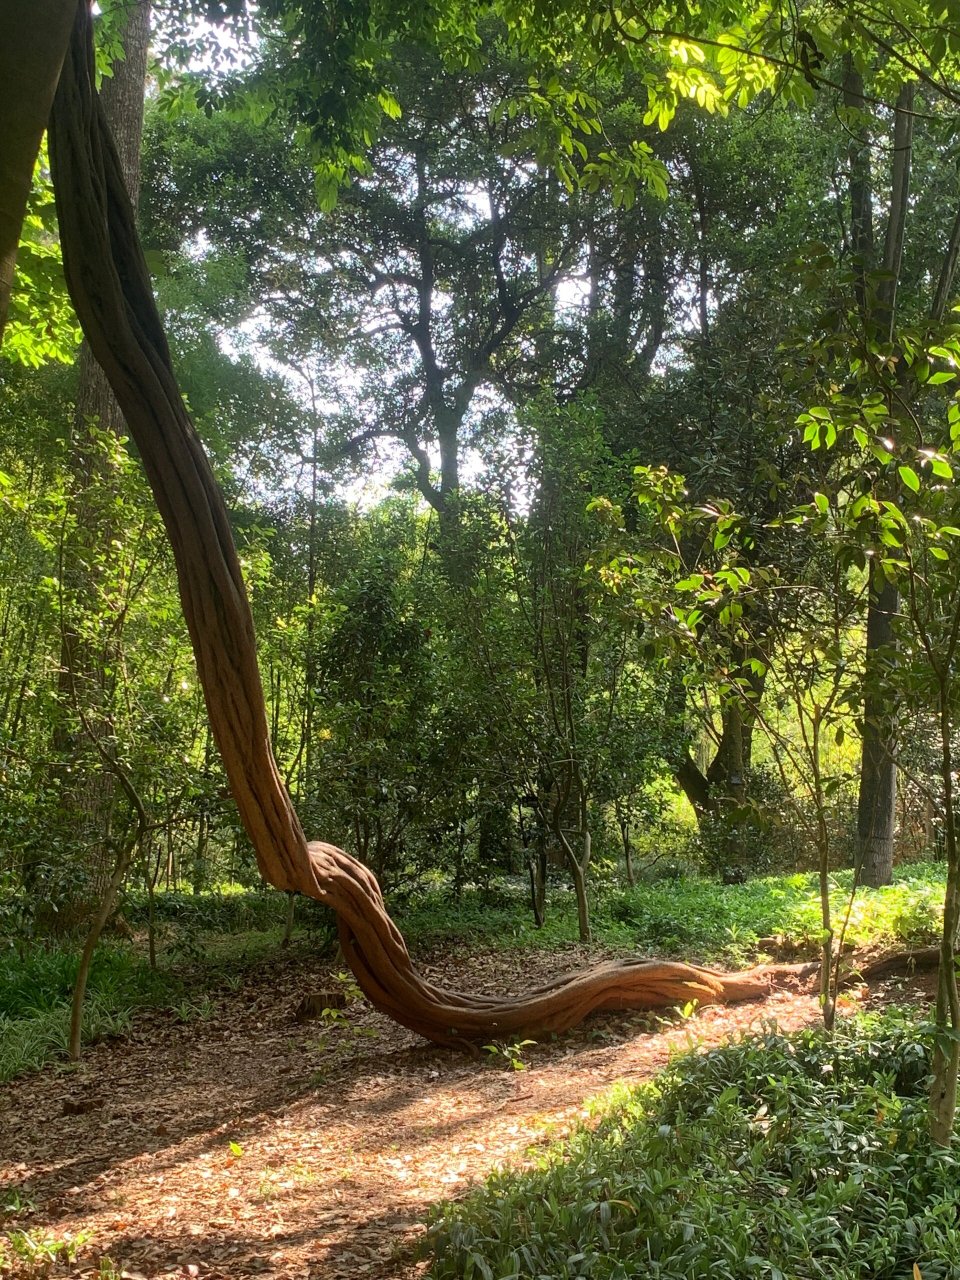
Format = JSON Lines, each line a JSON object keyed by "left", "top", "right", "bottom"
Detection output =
{"left": 10, "top": 4, "right": 960, "bottom": 1276}
{"left": 5, "top": 4, "right": 959, "bottom": 943}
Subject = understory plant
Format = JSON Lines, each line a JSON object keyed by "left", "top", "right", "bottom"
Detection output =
{"left": 427, "top": 1013, "right": 952, "bottom": 1280}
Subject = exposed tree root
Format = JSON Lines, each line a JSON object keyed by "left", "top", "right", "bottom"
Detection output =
{"left": 47, "top": 3, "right": 820, "bottom": 1051}
{"left": 849, "top": 947, "right": 941, "bottom": 984}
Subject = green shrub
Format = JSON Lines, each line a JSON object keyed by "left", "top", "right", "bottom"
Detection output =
{"left": 427, "top": 1012, "right": 955, "bottom": 1280}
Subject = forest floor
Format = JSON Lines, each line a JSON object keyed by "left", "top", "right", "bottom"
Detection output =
{"left": 0, "top": 940, "right": 935, "bottom": 1280}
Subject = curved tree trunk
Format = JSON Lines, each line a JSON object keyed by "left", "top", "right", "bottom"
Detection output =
{"left": 47, "top": 0, "right": 799, "bottom": 1047}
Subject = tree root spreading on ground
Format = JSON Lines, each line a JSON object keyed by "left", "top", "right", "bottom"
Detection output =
{"left": 43, "top": 3, "right": 924, "bottom": 1053}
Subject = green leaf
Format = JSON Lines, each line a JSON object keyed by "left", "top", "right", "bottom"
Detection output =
{"left": 898, "top": 465, "right": 920, "bottom": 493}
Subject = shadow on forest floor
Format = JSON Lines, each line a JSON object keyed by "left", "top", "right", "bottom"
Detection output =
{"left": 0, "top": 940, "right": 931, "bottom": 1279}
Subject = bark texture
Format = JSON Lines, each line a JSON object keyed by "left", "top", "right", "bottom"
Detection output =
{"left": 0, "top": 0, "right": 76, "bottom": 337}
{"left": 856, "top": 571, "right": 898, "bottom": 888}
{"left": 48, "top": 1, "right": 799, "bottom": 1047}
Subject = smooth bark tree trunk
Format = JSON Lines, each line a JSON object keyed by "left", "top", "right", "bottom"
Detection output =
{"left": 618, "top": 815, "right": 635, "bottom": 886}
{"left": 857, "top": 576, "right": 898, "bottom": 886}
{"left": 849, "top": 74, "right": 913, "bottom": 889}
{"left": 929, "top": 694, "right": 960, "bottom": 1145}
{"left": 0, "top": 1, "right": 75, "bottom": 337}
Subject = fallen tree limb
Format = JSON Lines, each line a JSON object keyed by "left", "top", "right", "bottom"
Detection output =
{"left": 47, "top": 1, "right": 822, "bottom": 1049}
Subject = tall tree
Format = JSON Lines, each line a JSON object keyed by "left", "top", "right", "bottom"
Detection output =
{"left": 846, "top": 65, "right": 910, "bottom": 887}
{"left": 54, "top": 0, "right": 152, "bottom": 915}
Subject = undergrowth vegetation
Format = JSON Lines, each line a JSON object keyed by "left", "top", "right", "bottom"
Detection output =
{"left": 0, "top": 946, "right": 178, "bottom": 1082}
{"left": 427, "top": 1012, "right": 956, "bottom": 1280}
{"left": 0, "top": 865, "right": 945, "bottom": 1082}
{"left": 0, "top": 932, "right": 293, "bottom": 1082}
{"left": 396, "top": 864, "right": 945, "bottom": 961}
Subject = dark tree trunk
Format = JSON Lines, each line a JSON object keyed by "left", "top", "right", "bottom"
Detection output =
{"left": 857, "top": 574, "right": 898, "bottom": 886}
{"left": 676, "top": 750, "right": 713, "bottom": 820}
{"left": 0, "top": 1, "right": 75, "bottom": 336}
{"left": 849, "top": 74, "right": 913, "bottom": 890}
{"left": 671, "top": 650, "right": 766, "bottom": 822}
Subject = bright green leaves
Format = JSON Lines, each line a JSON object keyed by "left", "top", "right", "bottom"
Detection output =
{"left": 798, "top": 407, "right": 837, "bottom": 451}
{"left": 376, "top": 89, "right": 402, "bottom": 121}
{"left": 596, "top": 461, "right": 764, "bottom": 652}
{"left": 3, "top": 152, "right": 79, "bottom": 369}
{"left": 924, "top": 451, "right": 954, "bottom": 480}
{"left": 793, "top": 317, "right": 960, "bottom": 596}
{"left": 581, "top": 143, "right": 669, "bottom": 207}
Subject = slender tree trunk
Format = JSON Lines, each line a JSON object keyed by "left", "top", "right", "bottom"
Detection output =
{"left": 857, "top": 574, "right": 898, "bottom": 887}
{"left": 930, "top": 693, "right": 960, "bottom": 1144}
{"left": 843, "top": 61, "right": 874, "bottom": 315}
{"left": 69, "top": 823, "right": 140, "bottom": 1059}
{"left": 281, "top": 893, "right": 296, "bottom": 947}
{"left": 618, "top": 815, "right": 635, "bottom": 886}
{"left": 528, "top": 845, "right": 547, "bottom": 927}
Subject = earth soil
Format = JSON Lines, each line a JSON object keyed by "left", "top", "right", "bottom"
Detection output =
{"left": 0, "top": 941, "right": 933, "bottom": 1279}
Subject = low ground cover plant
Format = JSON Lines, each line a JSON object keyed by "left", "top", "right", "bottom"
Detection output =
{"left": 427, "top": 1011, "right": 957, "bottom": 1280}
{"left": 397, "top": 864, "right": 945, "bottom": 961}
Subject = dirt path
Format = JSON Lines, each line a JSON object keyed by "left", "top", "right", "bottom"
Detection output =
{"left": 0, "top": 943, "right": 888, "bottom": 1279}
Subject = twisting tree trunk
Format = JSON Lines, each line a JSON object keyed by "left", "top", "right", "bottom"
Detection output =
{"left": 47, "top": 0, "right": 803, "bottom": 1047}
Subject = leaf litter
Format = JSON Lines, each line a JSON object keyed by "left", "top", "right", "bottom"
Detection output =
{"left": 0, "top": 940, "right": 926, "bottom": 1279}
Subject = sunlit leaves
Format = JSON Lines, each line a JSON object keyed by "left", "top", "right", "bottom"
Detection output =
{"left": 898, "top": 464, "right": 920, "bottom": 493}
{"left": 2, "top": 153, "right": 79, "bottom": 369}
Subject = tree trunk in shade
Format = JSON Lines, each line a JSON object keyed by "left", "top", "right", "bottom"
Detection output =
{"left": 857, "top": 575, "right": 898, "bottom": 887}
{"left": 52, "top": 0, "right": 151, "bottom": 915}
{"left": 0, "top": 1, "right": 75, "bottom": 337}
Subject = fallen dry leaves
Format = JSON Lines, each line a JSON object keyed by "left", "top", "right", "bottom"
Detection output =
{"left": 0, "top": 941, "right": 926, "bottom": 1280}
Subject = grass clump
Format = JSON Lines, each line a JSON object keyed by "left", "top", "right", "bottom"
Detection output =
{"left": 427, "top": 1011, "right": 956, "bottom": 1280}
{"left": 0, "top": 945, "right": 179, "bottom": 1082}
{"left": 123, "top": 885, "right": 294, "bottom": 933}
